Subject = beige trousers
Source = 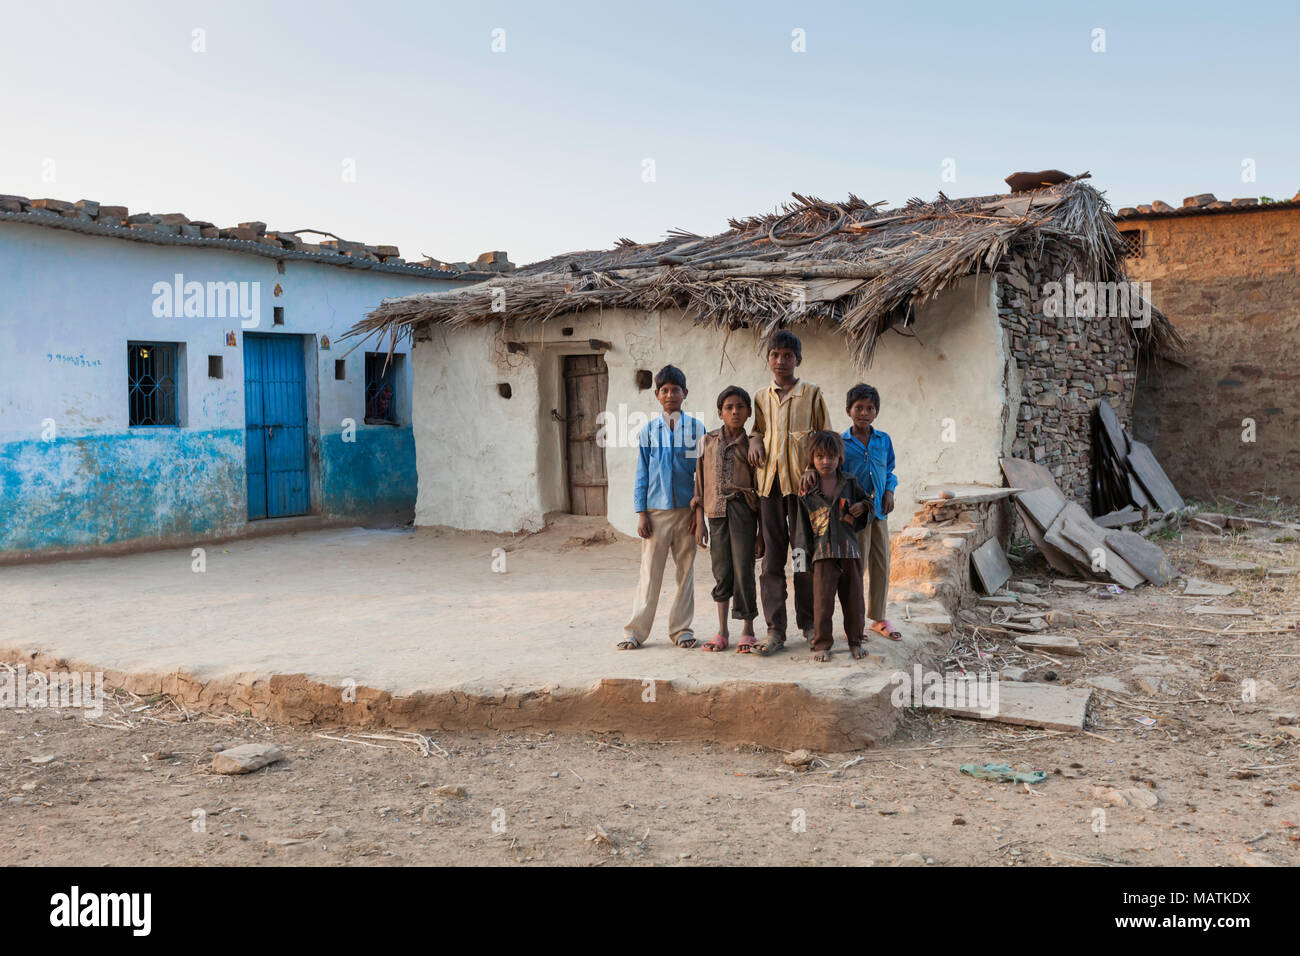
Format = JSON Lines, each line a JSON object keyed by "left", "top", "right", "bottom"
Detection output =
{"left": 855, "top": 517, "right": 891, "bottom": 622}
{"left": 625, "top": 507, "right": 696, "bottom": 645}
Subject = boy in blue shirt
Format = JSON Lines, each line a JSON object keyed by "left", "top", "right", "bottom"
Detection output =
{"left": 620, "top": 365, "right": 707, "bottom": 650}
{"left": 842, "top": 384, "right": 902, "bottom": 641}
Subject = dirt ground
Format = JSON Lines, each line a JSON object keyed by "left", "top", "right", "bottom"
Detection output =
{"left": 2, "top": 499, "right": 1297, "bottom": 867}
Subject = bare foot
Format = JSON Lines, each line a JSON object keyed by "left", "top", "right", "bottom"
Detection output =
{"left": 812, "top": 649, "right": 831, "bottom": 662}
{"left": 849, "top": 644, "right": 868, "bottom": 659}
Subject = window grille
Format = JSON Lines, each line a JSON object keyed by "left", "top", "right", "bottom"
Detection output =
{"left": 128, "top": 342, "right": 180, "bottom": 426}
{"left": 365, "top": 353, "right": 400, "bottom": 424}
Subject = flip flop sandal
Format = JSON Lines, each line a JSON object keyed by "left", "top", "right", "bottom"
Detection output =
{"left": 673, "top": 635, "right": 698, "bottom": 649}
{"left": 702, "top": 634, "right": 728, "bottom": 652}
{"left": 871, "top": 619, "right": 903, "bottom": 641}
{"left": 736, "top": 635, "right": 758, "bottom": 654}
{"left": 617, "top": 638, "right": 642, "bottom": 650}
{"left": 756, "top": 634, "right": 786, "bottom": 657}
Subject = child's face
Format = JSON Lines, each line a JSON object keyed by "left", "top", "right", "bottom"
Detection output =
{"left": 812, "top": 448, "right": 840, "bottom": 477}
{"left": 656, "top": 383, "right": 686, "bottom": 415}
{"left": 719, "top": 395, "right": 750, "bottom": 430}
{"left": 849, "top": 398, "right": 878, "bottom": 431}
{"left": 767, "top": 347, "right": 799, "bottom": 381}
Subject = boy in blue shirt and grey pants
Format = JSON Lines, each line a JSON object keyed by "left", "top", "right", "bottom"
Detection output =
{"left": 842, "top": 384, "right": 902, "bottom": 641}
{"left": 620, "top": 365, "right": 707, "bottom": 649}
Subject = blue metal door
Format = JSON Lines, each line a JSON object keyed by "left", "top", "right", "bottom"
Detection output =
{"left": 244, "top": 334, "right": 309, "bottom": 519}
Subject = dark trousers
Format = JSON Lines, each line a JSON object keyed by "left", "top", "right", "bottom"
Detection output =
{"left": 707, "top": 498, "right": 758, "bottom": 621}
{"left": 759, "top": 487, "right": 813, "bottom": 635}
{"left": 812, "top": 557, "right": 866, "bottom": 651}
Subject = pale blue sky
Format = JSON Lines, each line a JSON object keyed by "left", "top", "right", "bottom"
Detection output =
{"left": 2, "top": 0, "right": 1295, "bottom": 265}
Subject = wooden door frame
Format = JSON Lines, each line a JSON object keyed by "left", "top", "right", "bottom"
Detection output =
{"left": 560, "top": 352, "right": 609, "bottom": 516}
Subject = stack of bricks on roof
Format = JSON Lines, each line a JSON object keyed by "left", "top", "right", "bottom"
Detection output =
{"left": 1116, "top": 190, "right": 1300, "bottom": 218}
{"left": 0, "top": 193, "right": 514, "bottom": 277}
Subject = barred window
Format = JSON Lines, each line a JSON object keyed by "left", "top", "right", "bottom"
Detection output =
{"left": 364, "top": 352, "right": 401, "bottom": 424}
{"left": 1117, "top": 229, "right": 1143, "bottom": 258}
{"left": 128, "top": 342, "right": 180, "bottom": 426}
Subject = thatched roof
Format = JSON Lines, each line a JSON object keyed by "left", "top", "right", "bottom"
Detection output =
{"left": 347, "top": 179, "right": 1181, "bottom": 367}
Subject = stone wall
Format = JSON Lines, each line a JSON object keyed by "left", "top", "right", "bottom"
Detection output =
{"left": 1125, "top": 207, "right": 1300, "bottom": 502}
{"left": 995, "top": 249, "right": 1140, "bottom": 512}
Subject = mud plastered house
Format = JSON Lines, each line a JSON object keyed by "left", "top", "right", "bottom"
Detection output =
{"left": 351, "top": 180, "right": 1179, "bottom": 539}
{"left": 0, "top": 192, "right": 508, "bottom": 560}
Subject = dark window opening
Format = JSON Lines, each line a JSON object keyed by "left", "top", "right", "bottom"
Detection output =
{"left": 498, "top": 383, "right": 512, "bottom": 399}
{"left": 561, "top": 327, "right": 574, "bottom": 336}
{"left": 364, "top": 352, "right": 401, "bottom": 424}
{"left": 1118, "top": 230, "right": 1143, "bottom": 258}
{"left": 208, "top": 355, "right": 223, "bottom": 378}
{"left": 128, "top": 342, "right": 180, "bottom": 426}
{"left": 335, "top": 359, "right": 346, "bottom": 380}
{"left": 635, "top": 369, "right": 653, "bottom": 390}
{"left": 273, "top": 306, "right": 284, "bottom": 325}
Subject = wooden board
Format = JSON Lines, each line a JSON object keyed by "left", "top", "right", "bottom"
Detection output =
{"left": 1126, "top": 439, "right": 1185, "bottom": 513}
{"left": 1185, "top": 605, "right": 1256, "bottom": 616}
{"left": 939, "top": 682, "right": 1092, "bottom": 732}
{"left": 919, "top": 484, "right": 1019, "bottom": 505}
{"left": 1105, "top": 529, "right": 1174, "bottom": 586}
{"left": 970, "top": 538, "right": 1012, "bottom": 595}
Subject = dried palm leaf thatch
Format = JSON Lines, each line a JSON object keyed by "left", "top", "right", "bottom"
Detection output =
{"left": 345, "top": 180, "right": 1182, "bottom": 365}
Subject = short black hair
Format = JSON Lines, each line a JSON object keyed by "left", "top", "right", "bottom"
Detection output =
{"left": 846, "top": 383, "right": 881, "bottom": 412}
{"left": 654, "top": 364, "right": 687, "bottom": 391}
{"left": 716, "top": 385, "right": 751, "bottom": 412}
{"left": 807, "top": 430, "right": 844, "bottom": 470}
{"left": 766, "top": 329, "right": 802, "bottom": 361}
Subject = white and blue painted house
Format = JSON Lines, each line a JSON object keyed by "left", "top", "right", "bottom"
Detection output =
{"left": 0, "top": 194, "right": 504, "bottom": 560}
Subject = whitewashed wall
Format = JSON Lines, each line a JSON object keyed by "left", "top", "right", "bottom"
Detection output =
{"left": 412, "top": 276, "right": 1009, "bottom": 536}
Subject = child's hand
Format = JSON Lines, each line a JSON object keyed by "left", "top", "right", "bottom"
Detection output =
{"left": 881, "top": 490, "right": 894, "bottom": 515}
{"left": 695, "top": 519, "right": 708, "bottom": 549}
{"left": 637, "top": 513, "right": 652, "bottom": 539}
{"left": 848, "top": 501, "right": 866, "bottom": 518}
{"left": 798, "top": 469, "right": 817, "bottom": 494}
{"left": 747, "top": 436, "right": 766, "bottom": 467}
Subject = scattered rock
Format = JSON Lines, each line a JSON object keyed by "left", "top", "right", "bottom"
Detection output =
{"left": 783, "top": 749, "right": 815, "bottom": 767}
{"left": 1000, "top": 667, "right": 1029, "bottom": 682}
{"left": 210, "top": 744, "right": 284, "bottom": 775}
{"left": 1083, "top": 675, "right": 1132, "bottom": 695}
{"left": 893, "top": 852, "right": 927, "bottom": 866}
{"left": 1052, "top": 579, "right": 1089, "bottom": 591}
{"left": 1092, "top": 785, "right": 1159, "bottom": 809}
{"left": 29, "top": 755, "right": 57, "bottom": 765}
{"left": 435, "top": 784, "right": 466, "bottom": 799}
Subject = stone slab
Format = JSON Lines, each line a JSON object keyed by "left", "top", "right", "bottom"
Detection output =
{"left": 939, "top": 681, "right": 1092, "bottom": 731}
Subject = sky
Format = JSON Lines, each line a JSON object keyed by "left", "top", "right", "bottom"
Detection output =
{"left": 2, "top": 0, "right": 1297, "bottom": 265}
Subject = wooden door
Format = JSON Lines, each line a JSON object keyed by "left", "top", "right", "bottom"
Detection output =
{"left": 244, "top": 334, "right": 310, "bottom": 519}
{"left": 563, "top": 354, "right": 609, "bottom": 515}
